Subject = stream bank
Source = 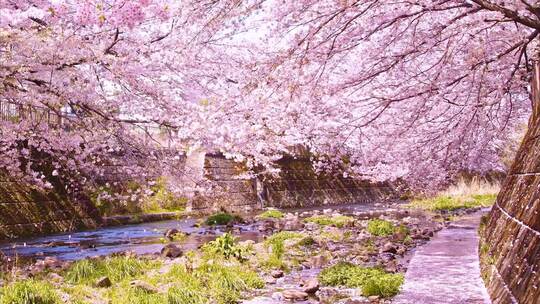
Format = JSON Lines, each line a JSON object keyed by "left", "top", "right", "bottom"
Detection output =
{"left": 0, "top": 202, "right": 483, "bottom": 303}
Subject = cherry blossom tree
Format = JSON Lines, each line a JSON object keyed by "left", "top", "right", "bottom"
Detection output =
{"left": 0, "top": 0, "right": 259, "bottom": 190}
{"left": 213, "top": 0, "right": 538, "bottom": 187}
{"left": 1, "top": 0, "right": 538, "bottom": 191}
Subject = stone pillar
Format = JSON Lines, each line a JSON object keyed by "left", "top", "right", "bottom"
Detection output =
{"left": 183, "top": 147, "right": 206, "bottom": 212}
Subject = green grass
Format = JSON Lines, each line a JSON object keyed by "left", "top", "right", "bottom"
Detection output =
{"left": 257, "top": 209, "right": 284, "bottom": 219}
{"left": 260, "top": 231, "right": 304, "bottom": 270}
{"left": 361, "top": 273, "right": 404, "bottom": 298}
{"left": 64, "top": 256, "right": 160, "bottom": 285}
{"left": 202, "top": 232, "right": 250, "bottom": 261}
{"left": 0, "top": 279, "right": 61, "bottom": 304}
{"left": 304, "top": 215, "right": 354, "bottom": 228}
{"left": 318, "top": 262, "right": 403, "bottom": 298}
{"left": 265, "top": 231, "right": 304, "bottom": 258}
{"left": 409, "top": 193, "right": 496, "bottom": 212}
{"left": 367, "top": 219, "right": 395, "bottom": 236}
{"left": 205, "top": 212, "right": 242, "bottom": 226}
{"left": 195, "top": 263, "right": 264, "bottom": 304}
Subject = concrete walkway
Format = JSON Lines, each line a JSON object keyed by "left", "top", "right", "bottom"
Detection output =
{"left": 393, "top": 212, "right": 491, "bottom": 304}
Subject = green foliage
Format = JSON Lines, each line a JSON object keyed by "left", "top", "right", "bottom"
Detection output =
{"left": 304, "top": 215, "right": 354, "bottom": 228}
{"left": 297, "top": 236, "right": 315, "bottom": 246}
{"left": 202, "top": 233, "right": 250, "bottom": 260}
{"left": 367, "top": 219, "right": 395, "bottom": 236}
{"left": 260, "top": 231, "right": 304, "bottom": 270}
{"left": 0, "top": 279, "right": 60, "bottom": 304}
{"left": 265, "top": 231, "right": 304, "bottom": 259}
{"left": 257, "top": 209, "right": 284, "bottom": 219}
{"left": 106, "top": 284, "right": 164, "bottom": 304}
{"left": 319, "top": 262, "right": 403, "bottom": 298}
{"left": 167, "top": 285, "right": 206, "bottom": 304}
{"left": 195, "top": 264, "right": 264, "bottom": 304}
{"left": 409, "top": 194, "right": 497, "bottom": 212}
{"left": 394, "top": 224, "right": 410, "bottom": 242}
{"left": 142, "top": 177, "right": 186, "bottom": 214}
{"left": 205, "top": 212, "right": 241, "bottom": 226}
{"left": 361, "top": 273, "right": 404, "bottom": 298}
{"left": 319, "top": 262, "right": 384, "bottom": 287}
{"left": 65, "top": 256, "right": 159, "bottom": 285}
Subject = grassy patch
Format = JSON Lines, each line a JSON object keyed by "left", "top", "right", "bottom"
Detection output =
{"left": 409, "top": 194, "right": 496, "bottom": 212}
{"left": 257, "top": 209, "right": 284, "bottom": 219}
{"left": 361, "top": 273, "right": 404, "bottom": 298}
{"left": 318, "top": 262, "right": 403, "bottom": 298}
{"left": 202, "top": 232, "right": 251, "bottom": 261}
{"left": 0, "top": 279, "right": 61, "bottom": 304}
{"left": 304, "top": 215, "right": 354, "bottom": 228}
{"left": 64, "top": 256, "right": 160, "bottom": 285}
{"left": 205, "top": 212, "right": 242, "bottom": 226}
{"left": 367, "top": 219, "right": 395, "bottom": 236}
{"left": 141, "top": 177, "right": 187, "bottom": 214}
{"left": 261, "top": 231, "right": 304, "bottom": 270}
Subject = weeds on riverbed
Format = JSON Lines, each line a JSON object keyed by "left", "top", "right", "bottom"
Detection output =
{"left": 409, "top": 178, "right": 498, "bottom": 212}
{"left": 202, "top": 232, "right": 251, "bottom": 261}
{"left": 261, "top": 231, "right": 304, "bottom": 270}
{"left": 165, "top": 263, "right": 264, "bottom": 304}
{"left": 304, "top": 215, "right": 354, "bottom": 228}
{"left": 367, "top": 219, "right": 395, "bottom": 236}
{"left": 0, "top": 279, "right": 60, "bottom": 304}
{"left": 65, "top": 256, "right": 159, "bottom": 285}
{"left": 319, "top": 262, "right": 403, "bottom": 298}
{"left": 205, "top": 212, "right": 242, "bottom": 225}
{"left": 362, "top": 273, "right": 404, "bottom": 298}
{"left": 409, "top": 194, "right": 496, "bottom": 212}
{"left": 257, "top": 209, "right": 284, "bottom": 219}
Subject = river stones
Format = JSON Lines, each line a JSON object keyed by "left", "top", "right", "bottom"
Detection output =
{"left": 130, "top": 280, "right": 158, "bottom": 293}
{"left": 164, "top": 228, "right": 180, "bottom": 240}
{"left": 381, "top": 242, "right": 397, "bottom": 254}
{"left": 302, "top": 278, "right": 319, "bottom": 294}
{"left": 271, "top": 269, "right": 284, "bottom": 278}
{"left": 161, "top": 244, "right": 183, "bottom": 258}
{"left": 95, "top": 276, "right": 112, "bottom": 288}
{"left": 282, "top": 289, "right": 308, "bottom": 301}
{"left": 309, "top": 254, "right": 328, "bottom": 268}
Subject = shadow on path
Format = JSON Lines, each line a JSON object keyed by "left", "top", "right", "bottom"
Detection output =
{"left": 393, "top": 211, "right": 491, "bottom": 304}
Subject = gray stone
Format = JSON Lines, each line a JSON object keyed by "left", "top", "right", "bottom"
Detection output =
{"left": 381, "top": 242, "right": 397, "bottom": 254}
{"left": 271, "top": 269, "right": 284, "bottom": 278}
{"left": 95, "top": 276, "right": 112, "bottom": 288}
{"left": 130, "top": 280, "right": 158, "bottom": 293}
{"left": 302, "top": 278, "right": 319, "bottom": 294}
{"left": 282, "top": 289, "right": 308, "bottom": 301}
{"left": 164, "top": 228, "right": 180, "bottom": 240}
{"left": 161, "top": 244, "right": 183, "bottom": 258}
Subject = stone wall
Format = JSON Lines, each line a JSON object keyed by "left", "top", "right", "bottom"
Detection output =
{"left": 190, "top": 154, "right": 397, "bottom": 213}
{"left": 0, "top": 173, "right": 101, "bottom": 239}
{"left": 190, "top": 154, "right": 259, "bottom": 213}
{"left": 482, "top": 67, "right": 540, "bottom": 304}
{"left": 262, "top": 156, "right": 396, "bottom": 208}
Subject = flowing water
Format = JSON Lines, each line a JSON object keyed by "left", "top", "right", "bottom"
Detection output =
{"left": 0, "top": 202, "right": 406, "bottom": 262}
{"left": 0, "top": 218, "right": 262, "bottom": 261}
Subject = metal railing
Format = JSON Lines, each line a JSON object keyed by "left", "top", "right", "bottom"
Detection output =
{"left": 0, "top": 100, "right": 63, "bottom": 127}
{"left": 0, "top": 100, "right": 179, "bottom": 149}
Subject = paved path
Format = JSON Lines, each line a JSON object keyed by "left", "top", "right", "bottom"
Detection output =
{"left": 393, "top": 211, "right": 491, "bottom": 304}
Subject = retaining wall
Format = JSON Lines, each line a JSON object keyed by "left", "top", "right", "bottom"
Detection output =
{"left": 0, "top": 173, "right": 100, "bottom": 239}
{"left": 483, "top": 71, "right": 540, "bottom": 304}
{"left": 190, "top": 154, "right": 396, "bottom": 213}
